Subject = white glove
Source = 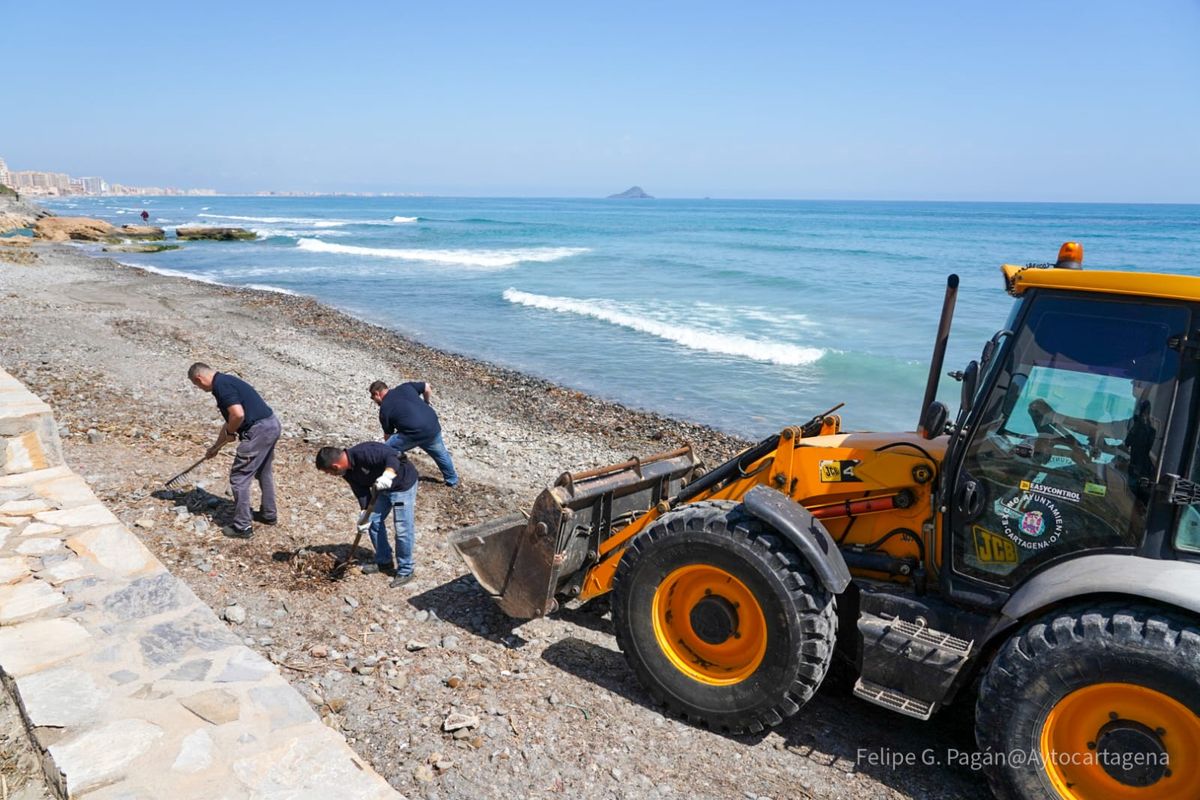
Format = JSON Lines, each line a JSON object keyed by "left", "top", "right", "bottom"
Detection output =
{"left": 373, "top": 469, "right": 396, "bottom": 492}
{"left": 357, "top": 520, "right": 371, "bottom": 535}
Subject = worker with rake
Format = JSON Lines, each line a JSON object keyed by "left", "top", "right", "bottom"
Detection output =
{"left": 186, "top": 363, "right": 281, "bottom": 539}
{"left": 316, "top": 442, "right": 419, "bottom": 587}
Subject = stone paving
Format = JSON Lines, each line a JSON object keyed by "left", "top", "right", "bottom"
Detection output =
{"left": 0, "top": 367, "right": 402, "bottom": 799}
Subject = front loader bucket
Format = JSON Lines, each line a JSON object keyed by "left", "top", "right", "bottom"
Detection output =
{"left": 451, "top": 446, "right": 699, "bottom": 619}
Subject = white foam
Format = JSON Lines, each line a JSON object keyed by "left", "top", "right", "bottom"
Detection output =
{"left": 392, "top": 216, "right": 418, "bottom": 223}
{"left": 118, "top": 261, "right": 224, "bottom": 286}
{"left": 502, "top": 289, "right": 825, "bottom": 366}
{"left": 296, "top": 238, "right": 589, "bottom": 269}
{"left": 199, "top": 212, "right": 397, "bottom": 227}
{"left": 117, "top": 261, "right": 297, "bottom": 295}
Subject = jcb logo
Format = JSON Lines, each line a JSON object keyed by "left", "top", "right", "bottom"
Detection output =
{"left": 972, "top": 525, "right": 1017, "bottom": 564}
{"left": 818, "top": 459, "right": 861, "bottom": 483}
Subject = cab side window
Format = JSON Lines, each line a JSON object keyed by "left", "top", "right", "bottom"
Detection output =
{"left": 953, "top": 294, "right": 1187, "bottom": 586}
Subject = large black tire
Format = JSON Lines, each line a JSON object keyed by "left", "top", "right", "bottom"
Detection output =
{"left": 976, "top": 604, "right": 1200, "bottom": 800}
{"left": 611, "top": 501, "right": 837, "bottom": 734}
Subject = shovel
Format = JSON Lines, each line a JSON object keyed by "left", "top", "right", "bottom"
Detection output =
{"left": 331, "top": 488, "right": 379, "bottom": 578}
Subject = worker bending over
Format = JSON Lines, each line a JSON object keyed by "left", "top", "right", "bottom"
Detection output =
{"left": 316, "top": 443, "right": 418, "bottom": 587}
{"left": 369, "top": 380, "right": 459, "bottom": 487}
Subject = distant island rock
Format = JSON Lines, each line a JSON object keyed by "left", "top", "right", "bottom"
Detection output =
{"left": 607, "top": 186, "right": 653, "bottom": 199}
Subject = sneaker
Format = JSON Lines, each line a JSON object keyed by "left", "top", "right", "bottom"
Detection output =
{"left": 389, "top": 573, "right": 414, "bottom": 588}
{"left": 360, "top": 562, "right": 394, "bottom": 576}
{"left": 253, "top": 511, "right": 278, "bottom": 525}
{"left": 225, "top": 525, "right": 253, "bottom": 539}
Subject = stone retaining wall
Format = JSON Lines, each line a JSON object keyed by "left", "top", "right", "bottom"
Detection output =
{"left": 0, "top": 367, "right": 402, "bottom": 799}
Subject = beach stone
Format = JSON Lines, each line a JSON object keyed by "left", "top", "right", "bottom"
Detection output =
{"left": 0, "top": 579, "right": 67, "bottom": 623}
{"left": 30, "top": 474, "right": 94, "bottom": 508}
{"left": 108, "top": 669, "right": 139, "bottom": 685}
{"left": 20, "top": 522, "right": 62, "bottom": 536}
{"left": 0, "top": 555, "right": 30, "bottom": 584}
{"left": 310, "top": 645, "right": 328, "bottom": 659}
{"left": 40, "top": 558, "right": 89, "bottom": 585}
{"left": 406, "top": 640, "right": 429, "bottom": 651}
{"left": 180, "top": 688, "right": 241, "bottom": 725}
{"left": 49, "top": 718, "right": 163, "bottom": 795}
{"left": 102, "top": 572, "right": 180, "bottom": 620}
{"left": 171, "top": 728, "right": 215, "bottom": 774}
{"left": 16, "top": 667, "right": 106, "bottom": 727}
{"left": 0, "top": 498, "right": 51, "bottom": 515}
{"left": 214, "top": 648, "right": 274, "bottom": 682}
{"left": 138, "top": 613, "right": 236, "bottom": 666}
{"left": 443, "top": 712, "right": 479, "bottom": 732}
{"left": 35, "top": 503, "right": 118, "bottom": 528}
{"left": 17, "top": 537, "right": 61, "bottom": 555}
{"left": 134, "top": 518, "right": 155, "bottom": 530}
{"left": 223, "top": 605, "right": 247, "bottom": 625}
{"left": 165, "top": 658, "right": 212, "bottom": 682}
{"left": 249, "top": 685, "right": 320, "bottom": 731}
{"left": 231, "top": 729, "right": 389, "bottom": 798}
{"left": 67, "top": 523, "right": 156, "bottom": 576}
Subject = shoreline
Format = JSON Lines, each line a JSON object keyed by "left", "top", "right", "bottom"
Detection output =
{"left": 99, "top": 244, "right": 752, "bottom": 461}
{"left": 0, "top": 240, "right": 986, "bottom": 798}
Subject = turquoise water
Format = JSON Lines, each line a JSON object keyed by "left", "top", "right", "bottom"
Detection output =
{"left": 43, "top": 197, "right": 1200, "bottom": 437}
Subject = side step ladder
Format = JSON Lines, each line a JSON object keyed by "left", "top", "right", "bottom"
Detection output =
{"left": 853, "top": 614, "right": 974, "bottom": 721}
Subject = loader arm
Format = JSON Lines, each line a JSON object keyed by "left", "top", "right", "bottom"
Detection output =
{"left": 576, "top": 425, "right": 944, "bottom": 602}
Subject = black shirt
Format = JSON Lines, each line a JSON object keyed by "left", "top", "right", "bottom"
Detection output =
{"left": 212, "top": 373, "right": 274, "bottom": 434}
{"left": 378, "top": 381, "right": 440, "bottom": 441}
{"left": 343, "top": 442, "right": 417, "bottom": 508}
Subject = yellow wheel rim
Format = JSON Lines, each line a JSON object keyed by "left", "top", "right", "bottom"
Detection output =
{"left": 1040, "top": 682, "right": 1200, "bottom": 800}
{"left": 651, "top": 564, "right": 767, "bottom": 686}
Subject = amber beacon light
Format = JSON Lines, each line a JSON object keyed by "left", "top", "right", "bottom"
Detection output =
{"left": 1055, "top": 241, "right": 1084, "bottom": 269}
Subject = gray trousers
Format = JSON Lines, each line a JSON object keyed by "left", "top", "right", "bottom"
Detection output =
{"left": 229, "top": 414, "right": 281, "bottom": 529}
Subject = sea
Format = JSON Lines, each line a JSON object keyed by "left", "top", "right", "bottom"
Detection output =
{"left": 39, "top": 196, "right": 1200, "bottom": 439}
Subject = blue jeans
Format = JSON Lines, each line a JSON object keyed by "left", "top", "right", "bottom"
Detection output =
{"left": 368, "top": 484, "right": 417, "bottom": 576}
{"left": 385, "top": 431, "right": 459, "bottom": 486}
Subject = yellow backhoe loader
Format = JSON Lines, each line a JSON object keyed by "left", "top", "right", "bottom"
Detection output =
{"left": 452, "top": 243, "right": 1200, "bottom": 800}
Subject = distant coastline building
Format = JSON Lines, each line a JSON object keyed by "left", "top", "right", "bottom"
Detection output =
{"left": 79, "top": 176, "right": 105, "bottom": 194}
{"left": 0, "top": 155, "right": 214, "bottom": 196}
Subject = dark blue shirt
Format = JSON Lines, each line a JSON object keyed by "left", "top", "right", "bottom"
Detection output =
{"left": 343, "top": 442, "right": 417, "bottom": 508}
{"left": 212, "top": 373, "right": 274, "bottom": 434}
{"left": 378, "top": 381, "right": 440, "bottom": 441}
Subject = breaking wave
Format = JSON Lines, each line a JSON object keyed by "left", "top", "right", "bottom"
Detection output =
{"left": 296, "top": 238, "right": 589, "bottom": 268}
{"left": 502, "top": 289, "right": 825, "bottom": 366}
{"left": 199, "top": 213, "right": 408, "bottom": 227}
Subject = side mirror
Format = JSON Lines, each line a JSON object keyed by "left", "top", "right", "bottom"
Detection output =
{"left": 920, "top": 401, "right": 949, "bottom": 440}
{"left": 960, "top": 360, "right": 979, "bottom": 414}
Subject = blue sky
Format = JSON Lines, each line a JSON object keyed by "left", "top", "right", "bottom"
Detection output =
{"left": 5, "top": 1, "right": 1198, "bottom": 200}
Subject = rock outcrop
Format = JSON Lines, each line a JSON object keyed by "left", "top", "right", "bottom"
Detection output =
{"left": 175, "top": 226, "right": 256, "bottom": 241}
{"left": 0, "top": 194, "right": 48, "bottom": 233}
{"left": 33, "top": 217, "right": 116, "bottom": 242}
{"left": 102, "top": 243, "right": 180, "bottom": 254}
{"left": 116, "top": 224, "right": 165, "bottom": 241}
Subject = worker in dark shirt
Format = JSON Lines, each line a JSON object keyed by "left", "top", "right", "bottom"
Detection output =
{"left": 369, "top": 380, "right": 459, "bottom": 487}
{"left": 315, "top": 442, "right": 419, "bottom": 587}
{"left": 188, "top": 362, "right": 281, "bottom": 538}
